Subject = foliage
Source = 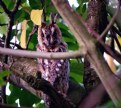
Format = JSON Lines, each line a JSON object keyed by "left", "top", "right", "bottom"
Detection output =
{"left": 0, "top": 70, "right": 11, "bottom": 86}
{"left": 0, "top": 0, "right": 84, "bottom": 107}
{"left": 0, "top": 0, "right": 121, "bottom": 108}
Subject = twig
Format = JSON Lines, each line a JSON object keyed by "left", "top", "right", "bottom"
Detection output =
{"left": 4, "top": 0, "right": 21, "bottom": 48}
{"left": 110, "top": 37, "right": 115, "bottom": 51}
{"left": 111, "top": 29, "right": 121, "bottom": 52}
{"left": 20, "top": 4, "right": 30, "bottom": 15}
{"left": 0, "top": 40, "right": 23, "bottom": 49}
{"left": 20, "top": 4, "right": 30, "bottom": 14}
{"left": 12, "top": 0, "right": 21, "bottom": 13}
{"left": 0, "top": 47, "right": 86, "bottom": 59}
{"left": 113, "top": 26, "right": 121, "bottom": 37}
{"left": 98, "top": 0, "right": 121, "bottom": 41}
{"left": 13, "top": 21, "right": 19, "bottom": 49}
{"left": 40, "top": 0, "right": 46, "bottom": 22}
{"left": 0, "top": 24, "right": 8, "bottom": 26}
{"left": 26, "top": 25, "right": 38, "bottom": 50}
{"left": 85, "top": 23, "right": 121, "bottom": 64}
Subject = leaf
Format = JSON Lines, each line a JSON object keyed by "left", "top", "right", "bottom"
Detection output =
{"left": 2, "top": 0, "right": 14, "bottom": 11}
{"left": 0, "top": 13, "right": 9, "bottom": 24}
{"left": 0, "top": 78, "right": 6, "bottom": 86}
{"left": 70, "top": 60, "right": 84, "bottom": 83}
{"left": 0, "top": 70, "right": 11, "bottom": 78}
{"left": 0, "top": 70, "right": 11, "bottom": 86}
{"left": 29, "top": 0, "right": 41, "bottom": 9}
{"left": 7, "top": 84, "right": 40, "bottom": 107}
{"left": 30, "top": 9, "right": 43, "bottom": 26}
{"left": 20, "top": 20, "right": 27, "bottom": 48}
{"left": 106, "top": 54, "right": 116, "bottom": 73}
{"left": 14, "top": 9, "right": 30, "bottom": 22}
{"left": 0, "top": 25, "right": 7, "bottom": 35}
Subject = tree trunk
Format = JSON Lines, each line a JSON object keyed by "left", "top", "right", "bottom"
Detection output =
{"left": 84, "top": 0, "right": 108, "bottom": 93}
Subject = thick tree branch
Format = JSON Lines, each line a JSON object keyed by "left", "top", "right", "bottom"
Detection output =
{"left": 2, "top": 57, "right": 85, "bottom": 105}
{"left": 10, "top": 65, "right": 75, "bottom": 108}
{"left": 51, "top": 0, "right": 121, "bottom": 105}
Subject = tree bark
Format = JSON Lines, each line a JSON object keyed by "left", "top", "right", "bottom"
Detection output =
{"left": 84, "top": 0, "right": 108, "bottom": 93}
{"left": 51, "top": 0, "right": 121, "bottom": 105}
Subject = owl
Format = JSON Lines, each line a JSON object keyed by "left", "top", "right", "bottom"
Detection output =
{"left": 36, "top": 14, "right": 69, "bottom": 108}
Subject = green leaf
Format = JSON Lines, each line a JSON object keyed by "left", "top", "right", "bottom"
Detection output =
{"left": 63, "top": 37, "right": 75, "bottom": 43}
{"left": 0, "top": 13, "right": 9, "bottom": 24}
{"left": 0, "top": 70, "right": 11, "bottom": 78}
{"left": 14, "top": 9, "right": 30, "bottom": 23}
{"left": 0, "top": 70, "right": 11, "bottom": 86}
{"left": 19, "top": 89, "right": 40, "bottom": 107}
{"left": 3, "top": 0, "right": 14, "bottom": 11}
{"left": 7, "top": 84, "right": 40, "bottom": 107}
{"left": 58, "top": 23, "right": 69, "bottom": 30}
{"left": 34, "top": 102, "right": 45, "bottom": 108}
{"left": 0, "top": 25, "right": 7, "bottom": 35}
{"left": 82, "top": 3, "right": 86, "bottom": 13}
{"left": 29, "top": 0, "right": 41, "bottom": 9}
{"left": 0, "top": 6, "right": 4, "bottom": 13}
{"left": 70, "top": 60, "right": 84, "bottom": 83}
{"left": 104, "top": 100, "right": 115, "bottom": 108}
{"left": 0, "top": 78, "right": 6, "bottom": 86}
{"left": 67, "top": 42, "right": 79, "bottom": 50}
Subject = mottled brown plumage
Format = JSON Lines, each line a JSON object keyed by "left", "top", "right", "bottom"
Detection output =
{"left": 36, "top": 14, "right": 69, "bottom": 108}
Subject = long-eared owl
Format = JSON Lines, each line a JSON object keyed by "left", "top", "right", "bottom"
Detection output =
{"left": 36, "top": 14, "right": 69, "bottom": 108}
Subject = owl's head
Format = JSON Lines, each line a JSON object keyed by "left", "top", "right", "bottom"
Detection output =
{"left": 38, "top": 14, "right": 62, "bottom": 49}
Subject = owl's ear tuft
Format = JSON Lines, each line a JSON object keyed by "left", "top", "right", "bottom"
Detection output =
{"left": 50, "top": 13, "right": 58, "bottom": 24}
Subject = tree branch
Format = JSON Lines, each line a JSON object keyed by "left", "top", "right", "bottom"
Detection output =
{"left": 9, "top": 63, "right": 75, "bottom": 108}
{"left": 51, "top": 0, "right": 121, "bottom": 105}
{"left": 85, "top": 23, "right": 121, "bottom": 64}
{"left": 78, "top": 84, "right": 106, "bottom": 108}
{"left": 26, "top": 25, "right": 38, "bottom": 50}
{"left": 0, "top": 47, "right": 86, "bottom": 59}
{"left": 0, "top": 0, "right": 11, "bottom": 15}
{"left": 98, "top": 0, "right": 121, "bottom": 40}
{"left": 12, "top": 0, "right": 21, "bottom": 13}
{"left": 0, "top": 56, "right": 85, "bottom": 106}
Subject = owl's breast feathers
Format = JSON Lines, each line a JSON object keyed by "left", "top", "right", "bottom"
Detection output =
{"left": 37, "top": 42, "right": 69, "bottom": 94}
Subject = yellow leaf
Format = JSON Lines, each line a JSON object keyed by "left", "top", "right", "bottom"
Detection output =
{"left": 105, "top": 53, "right": 116, "bottom": 73}
{"left": 30, "top": 9, "right": 43, "bottom": 25}
{"left": 115, "top": 37, "right": 121, "bottom": 52}
{"left": 20, "top": 20, "right": 27, "bottom": 48}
